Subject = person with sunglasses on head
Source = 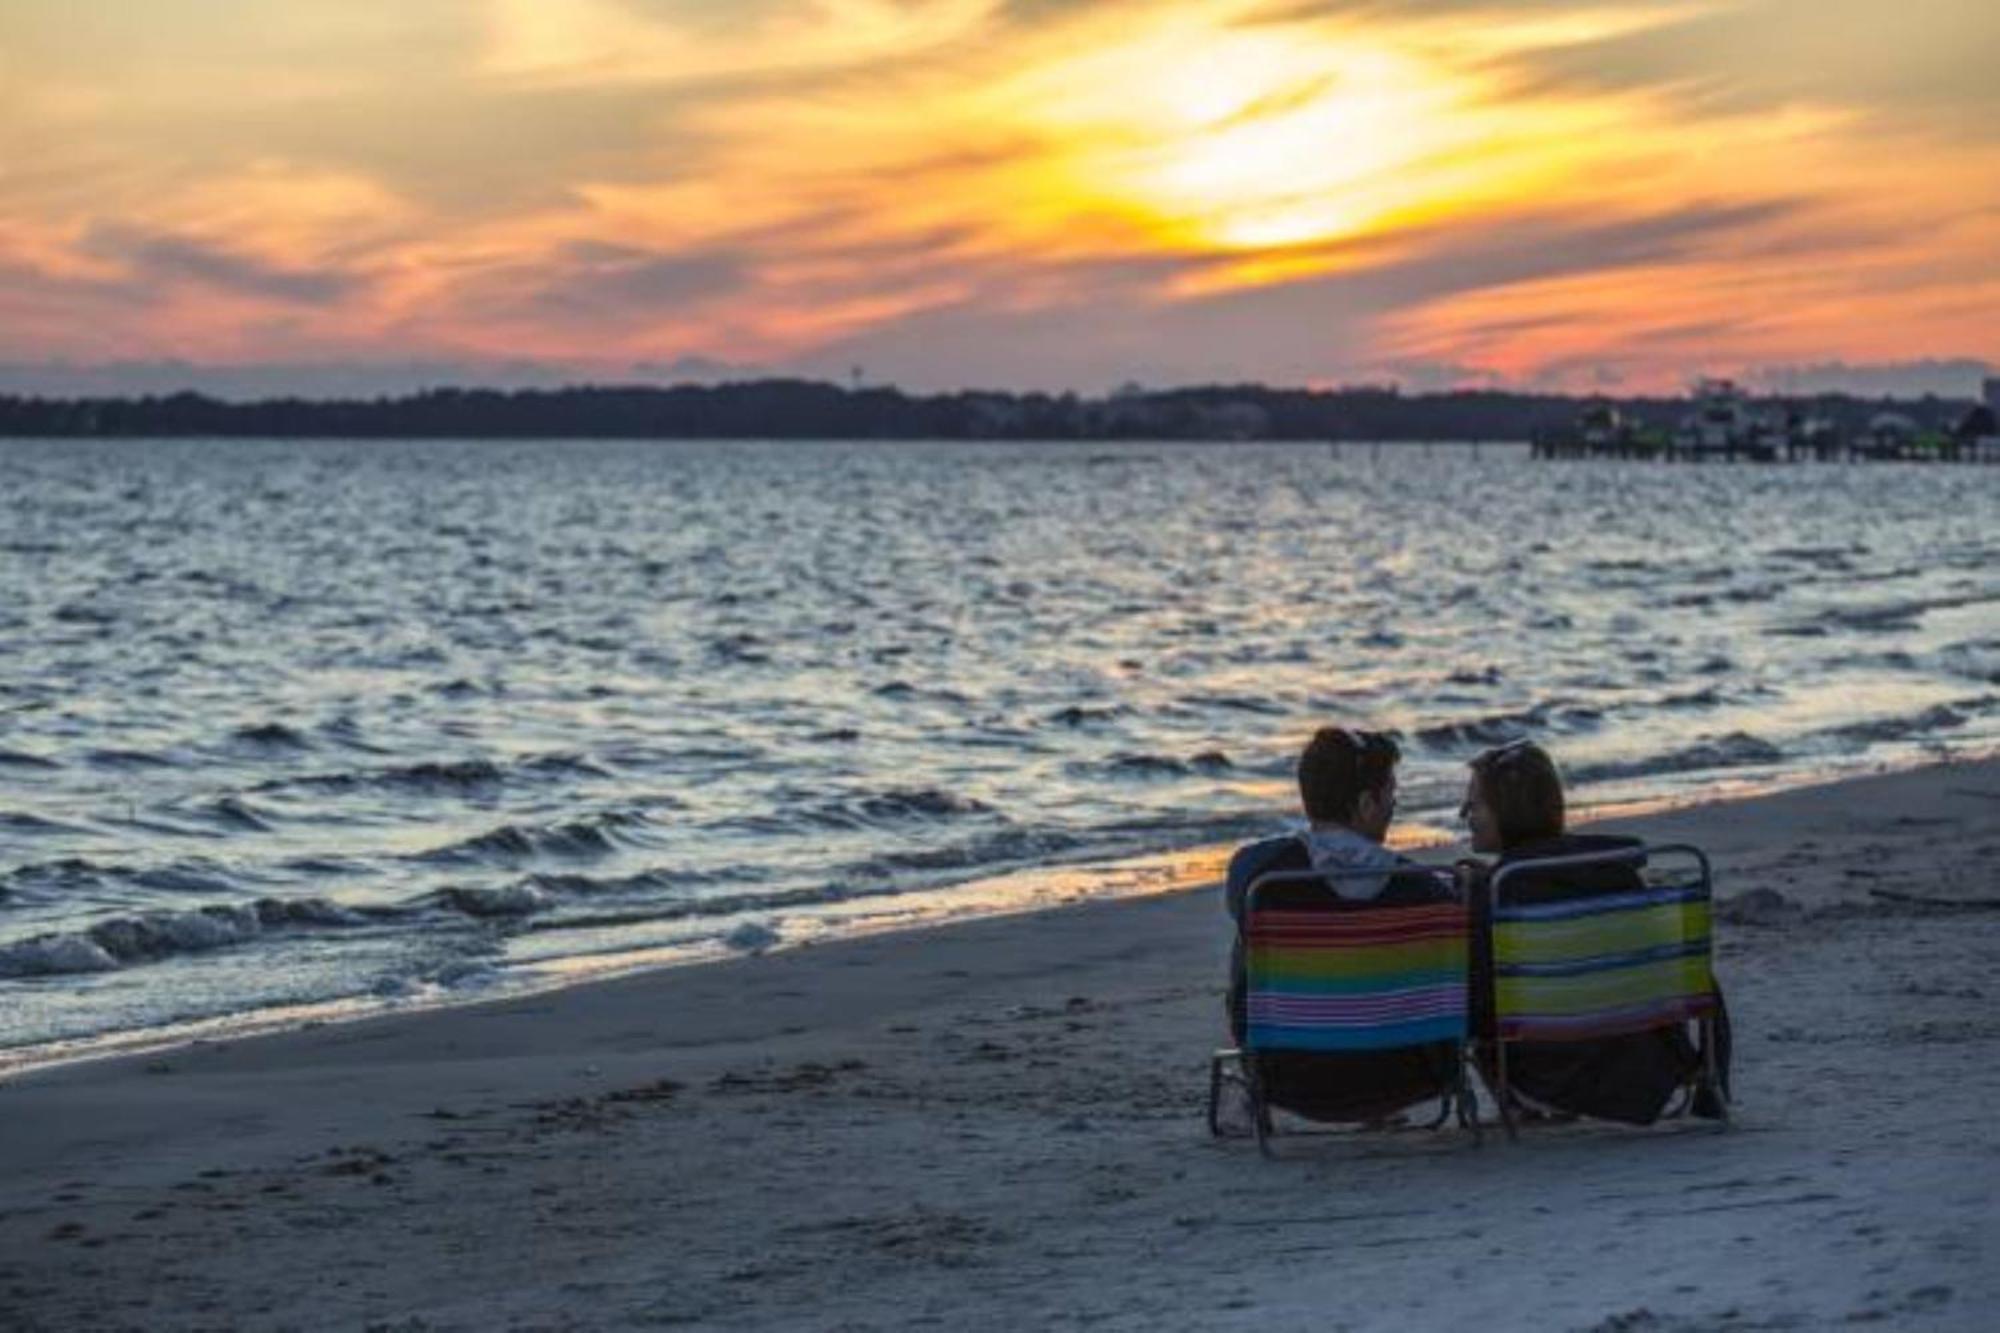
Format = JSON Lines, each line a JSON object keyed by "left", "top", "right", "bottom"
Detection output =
{"left": 1460, "top": 739, "right": 1729, "bottom": 1123}
{"left": 1223, "top": 726, "right": 1461, "bottom": 1121}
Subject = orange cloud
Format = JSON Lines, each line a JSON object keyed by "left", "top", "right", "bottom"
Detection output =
{"left": 0, "top": 0, "right": 1993, "bottom": 390}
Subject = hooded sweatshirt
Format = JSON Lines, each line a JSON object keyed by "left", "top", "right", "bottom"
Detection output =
{"left": 1225, "top": 824, "right": 1408, "bottom": 921}
{"left": 1222, "top": 828, "right": 1462, "bottom": 1121}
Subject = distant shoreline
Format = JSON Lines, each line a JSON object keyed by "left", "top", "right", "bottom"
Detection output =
{"left": 2, "top": 379, "right": 1983, "bottom": 442}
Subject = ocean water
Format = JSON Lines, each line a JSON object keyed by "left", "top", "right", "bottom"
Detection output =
{"left": 2, "top": 438, "right": 1995, "bottom": 1061}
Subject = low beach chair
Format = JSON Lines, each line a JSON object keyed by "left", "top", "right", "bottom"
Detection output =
{"left": 1210, "top": 867, "right": 1480, "bottom": 1156}
{"left": 1485, "top": 843, "right": 1727, "bottom": 1140}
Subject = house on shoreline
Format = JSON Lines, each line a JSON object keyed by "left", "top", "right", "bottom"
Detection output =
{"left": 1533, "top": 378, "right": 2000, "bottom": 463}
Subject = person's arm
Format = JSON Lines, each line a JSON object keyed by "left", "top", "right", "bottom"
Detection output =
{"left": 1225, "top": 840, "right": 1287, "bottom": 920}
{"left": 1224, "top": 846, "right": 1256, "bottom": 922}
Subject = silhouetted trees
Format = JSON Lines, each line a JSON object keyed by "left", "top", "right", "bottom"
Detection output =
{"left": 0, "top": 380, "right": 1974, "bottom": 442}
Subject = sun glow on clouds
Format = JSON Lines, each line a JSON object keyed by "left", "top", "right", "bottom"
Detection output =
{"left": 1008, "top": 28, "right": 1458, "bottom": 252}
{"left": 993, "top": 5, "right": 1683, "bottom": 260}
{"left": 481, "top": 0, "right": 1003, "bottom": 86}
{"left": 0, "top": 0, "right": 1994, "bottom": 390}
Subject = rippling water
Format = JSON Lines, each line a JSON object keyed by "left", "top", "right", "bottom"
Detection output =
{"left": 2, "top": 438, "right": 1995, "bottom": 1058}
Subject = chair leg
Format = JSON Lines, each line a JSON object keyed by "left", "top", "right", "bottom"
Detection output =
{"left": 1494, "top": 1041, "right": 1519, "bottom": 1143}
{"left": 1701, "top": 1015, "right": 1731, "bottom": 1128}
{"left": 1455, "top": 1058, "right": 1484, "bottom": 1148}
{"left": 1244, "top": 1060, "right": 1274, "bottom": 1159}
{"left": 1207, "top": 1052, "right": 1229, "bottom": 1138}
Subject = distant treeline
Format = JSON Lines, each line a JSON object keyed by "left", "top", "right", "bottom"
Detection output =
{"left": 0, "top": 380, "right": 1978, "bottom": 442}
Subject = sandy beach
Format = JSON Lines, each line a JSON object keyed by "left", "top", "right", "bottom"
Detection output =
{"left": 3, "top": 759, "right": 1996, "bottom": 1331}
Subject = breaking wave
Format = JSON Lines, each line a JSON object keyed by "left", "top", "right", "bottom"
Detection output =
{"left": 1413, "top": 702, "right": 1604, "bottom": 751}
{"left": 0, "top": 896, "right": 373, "bottom": 978}
{"left": 415, "top": 811, "right": 653, "bottom": 864}
{"left": 1570, "top": 733, "right": 1786, "bottom": 785}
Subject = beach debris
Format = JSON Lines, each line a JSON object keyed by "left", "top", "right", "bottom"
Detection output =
{"left": 602, "top": 1077, "right": 682, "bottom": 1106}
{"left": 519, "top": 1078, "right": 683, "bottom": 1133}
{"left": 781, "top": 1206, "right": 1003, "bottom": 1268}
{"left": 320, "top": 1146, "right": 398, "bottom": 1185}
{"left": 1583, "top": 1311, "right": 1658, "bottom": 1332}
{"left": 1716, "top": 887, "right": 1799, "bottom": 926}
{"left": 1869, "top": 888, "right": 2000, "bottom": 911}
{"left": 709, "top": 1059, "right": 865, "bottom": 1094}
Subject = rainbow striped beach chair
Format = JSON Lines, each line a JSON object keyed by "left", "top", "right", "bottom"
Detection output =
{"left": 1486, "top": 843, "right": 1728, "bottom": 1139}
{"left": 1211, "top": 868, "right": 1479, "bottom": 1156}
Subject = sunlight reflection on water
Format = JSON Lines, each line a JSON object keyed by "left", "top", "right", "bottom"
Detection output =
{"left": 1, "top": 438, "right": 1994, "bottom": 1053}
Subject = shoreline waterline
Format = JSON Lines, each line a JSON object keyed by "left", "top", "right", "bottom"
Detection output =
{"left": 6, "top": 747, "right": 1988, "bottom": 1081}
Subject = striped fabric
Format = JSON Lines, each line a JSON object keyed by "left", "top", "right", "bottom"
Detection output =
{"left": 1244, "top": 902, "right": 1469, "bottom": 1053}
{"left": 1492, "top": 884, "right": 1717, "bottom": 1041}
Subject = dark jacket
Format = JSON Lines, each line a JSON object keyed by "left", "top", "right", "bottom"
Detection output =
{"left": 1471, "top": 832, "right": 1728, "bottom": 1124}
{"left": 1224, "top": 836, "right": 1462, "bottom": 1122}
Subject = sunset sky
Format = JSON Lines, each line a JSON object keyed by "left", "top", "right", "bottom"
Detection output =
{"left": 2, "top": 0, "right": 1996, "bottom": 396}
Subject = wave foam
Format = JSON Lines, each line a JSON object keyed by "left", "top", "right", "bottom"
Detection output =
{"left": 434, "top": 883, "right": 552, "bottom": 918}
{"left": 0, "top": 934, "right": 120, "bottom": 976}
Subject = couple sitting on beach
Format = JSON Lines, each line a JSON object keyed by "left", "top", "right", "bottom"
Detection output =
{"left": 1225, "top": 726, "right": 1729, "bottom": 1126}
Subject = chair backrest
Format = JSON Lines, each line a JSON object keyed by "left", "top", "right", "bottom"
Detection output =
{"left": 1488, "top": 844, "right": 1717, "bottom": 1043}
{"left": 1242, "top": 869, "right": 1469, "bottom": 1054}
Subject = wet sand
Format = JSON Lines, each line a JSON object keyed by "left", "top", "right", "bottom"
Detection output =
{"left": 2, "top": 760, "right": 1997, "bottom": 1331}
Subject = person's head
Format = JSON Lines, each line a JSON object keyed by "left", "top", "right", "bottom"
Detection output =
{"left": 1462, "top": 739, "right": 1564, "bottom": 853}
{"left": 1297, "top": 727, "right": 1400, "bottom": 841}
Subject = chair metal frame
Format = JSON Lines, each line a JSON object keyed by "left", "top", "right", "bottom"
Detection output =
{"left": 1483, "top": 842, "right": 1728, "bottom": 1141}
{"left": 1210, "top": 865, "right": 1481, "bottom": 1156}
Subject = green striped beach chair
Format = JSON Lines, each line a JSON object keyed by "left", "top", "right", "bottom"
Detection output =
{"left": 1211, "top": 868, "right": 1480, "bottom": 1156}
{"left": 1486, "top": 843, "right": 1727, "bottom": 1139}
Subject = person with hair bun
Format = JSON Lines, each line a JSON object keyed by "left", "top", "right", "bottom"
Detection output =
{"left": 1461, "top": 740, "right": 1729, "bottom": 1123}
